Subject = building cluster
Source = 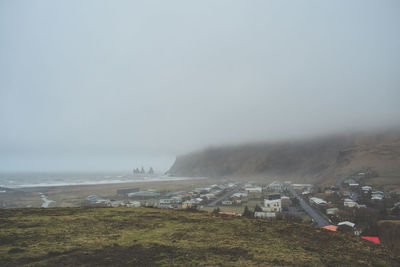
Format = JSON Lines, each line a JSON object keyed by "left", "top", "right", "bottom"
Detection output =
{"left": 224, "top": 181, "right": 293, "bottom": 218}
{"left": 299, "top": 171, "right": 400, "bottom": 244}
{"left": 86, "top": 182, "right": 240, "bottom": 209}
{"left": 87, "top": 195, "right": 141, "bottom": 207}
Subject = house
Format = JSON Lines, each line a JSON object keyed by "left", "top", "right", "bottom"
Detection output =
{"left": 231, "top": 192, "right": 248, "bottom": 198}
{"left": 171, "top": 196, "right": 183, "bottom": 203}
{"left": 227, "top": 182, "right": 237, "bottom": 188}
{"left": 390, "top": 188, "right": 400, "bottom": 195}
{"left": 263, "top": 199, "right": 281, "bottom": 212}
{"left": 159, "top": 198, "right": 176, "bottom": 204}
{"left": 362, "top": 186, "right": 372, "bottom": 192}
{"left": 212, "top": 190, "right": 222, "bottom": 196}
{"left": 127, "top": 201, "right": 141, "bottom": 207}
{"left": 371, "top": 195, "right": 383, "bottom": 200}
{"left": 182, "top": 200, "right": 196, "bottom": 209}
{"left": 292, "top": 184, "right": 313, "bottom": 192}
{"left": 326, "top": 208, "right": 339, "bottom": 215}
{"left": 93, "top": 200, "right": 110, "bottom": 207}
{"left": 268, "top": 181, "right": 283, "bottom": 192}
{"left": 338, "top": 221, "right": 355, "bottom": 228}
{"left": 232, "top": 199, "right": 242, "bottom": 205}
{"left": 202, "top": 193, "right": 216, "bottom": 200}
{"left": 309, "top": 197, "right": 327, "bottom": 206}
{"left": 361, "top": 236, "right": 380, "bottom": 244}
{"left": 254, "top": 212, "right": 276, "bottom": 218}
{"left": 246, "top": 187, "right": 263, "bottom": 198}
{"left": 322, "top": 225, "right": 338, "bottom": 231}
{"left": 144, "top": 199, "right": 158, "bottom": 207}
{"left": 194, "top": 188, "right": 212, "bottom": 194}
{"left": 194, "top": 198, "right": 203, "bottom": 204}
{"left": 344, "top": 200, "right": 359, "bottom": 208}
{"left": 221, "top": 200, "right": 232, "bottom": 206}
{"left": 117, "top": 188, "right": 140, "bottom": 196}
{"left": 110, "top": 200, "right": 123, "bottom": 207}
{"left": 371, "top": 192, "right": 384, "bottom": 200}
{"left": 87, "top": 195, "right": 101, "bottom": 202}
{"left": 344, "top": 179, "right": 356, "bottom": 185}
{"left": 245, "top": 187, "right": 262, "bottom": 193}
{"left": 338, "top": 221, "right": 360, "bottom": 235}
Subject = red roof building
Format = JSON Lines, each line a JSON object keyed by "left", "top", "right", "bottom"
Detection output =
{"left": 322, "top": 225, "right": 338, "bottom": 232}
{"left": 361, "top": 236, "right": 380, "bottom": 244}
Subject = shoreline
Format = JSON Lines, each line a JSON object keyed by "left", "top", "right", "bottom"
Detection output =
{"left": 4, "top": 177, "right": 208, "bottom": 192}
{"left": 0, "top": 177, "right": 220, "bottom": 208}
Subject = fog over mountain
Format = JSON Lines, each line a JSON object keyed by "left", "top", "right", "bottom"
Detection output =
{"left": 1, "top": 1, "right": 399, "bottom": 172}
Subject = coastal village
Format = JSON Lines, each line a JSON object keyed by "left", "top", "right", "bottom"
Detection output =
{"left": 85, "top": 170, "right": 400, "bottom": 247}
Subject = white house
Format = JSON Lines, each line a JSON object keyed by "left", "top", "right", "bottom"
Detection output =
{"left": 203, "top": 193, "right": 216, "bottom": 200}
{"left": 344, "top": 201, "right": 359, "bottom": 208}
{"left": 245, "top": 187, "right": 262, "bottom": 193}
{"left": 326, "top": 208, "right": 339, "bottom": 215}
{"left": 371, "top": 194, "right": 383, "bottom": 200}
{"left": 362, "top": 186, "right": 372, "bottom": 192}
{"left": 263, "top": 199, "right": 281, "bottom": 212}
{"left": 127, "top": 201, "right": 141, "bottom": 207}
{"left": 159, "top": 198, "right": 175, "bottom": 204}
{"left": 221, "top": 200, "right": 232, "bottom": 205}
{"left": 194, "top": 198, "right": 203, "bottom": 203}
{"left": 338, "top": 221, "right": 355, "bottom": 228}
{"left": 231, "top": 192, "right": 248, "bottom": 198}
{"left": 309, "top": 197, "right": 327, "bottom": 206}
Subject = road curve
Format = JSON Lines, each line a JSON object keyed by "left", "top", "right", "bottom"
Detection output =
{"left": 206, "top": 185, "right": 242, "bottom": 207}
{"left": 288, "top": 187, "right": 330, "bottom": 227}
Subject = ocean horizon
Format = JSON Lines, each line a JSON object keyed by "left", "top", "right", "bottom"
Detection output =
{"left": 0, "top": 172, "right": 199, "bottom": 189}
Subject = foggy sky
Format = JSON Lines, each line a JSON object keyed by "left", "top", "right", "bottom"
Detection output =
{"left": 1, "top": 0, "right": 399, "bottom": 172}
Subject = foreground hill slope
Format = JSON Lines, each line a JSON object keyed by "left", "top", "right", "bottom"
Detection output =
{"left": 168, "top": 130, "right": 400, "bottom": 185}
{"left": 0, "top": 207, "right": 398, "bottom": 266}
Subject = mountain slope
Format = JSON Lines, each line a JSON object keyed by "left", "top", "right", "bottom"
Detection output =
{"left": 168, "top": 130, "right": 400, "bottom": 185}
{"left": 0, "top": 207, "right": 398, "bottom": 266}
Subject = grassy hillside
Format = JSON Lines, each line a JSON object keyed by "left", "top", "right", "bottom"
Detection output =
{"left": 167, "top": 130, "right": 400, "bottom": 186}
{"left": 0, "top": 207, "right": 398, "bottom": 266}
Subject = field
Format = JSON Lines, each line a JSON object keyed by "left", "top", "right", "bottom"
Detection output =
{"left": 360, "top": 171, "right": 400, "bottom": 191}
{"left": 1, "top": 207, "right": 399, "bottom": 266}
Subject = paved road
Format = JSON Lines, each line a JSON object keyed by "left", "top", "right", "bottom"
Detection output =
{"left": 288, "top": 187, "right": 330, "bottom": 227}
{"left": 206, "top": 185, "right": 242, "bottom": 207}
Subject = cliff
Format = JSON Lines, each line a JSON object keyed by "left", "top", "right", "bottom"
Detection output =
{"left": 168, "top": 130, "right": 400, "bottom": 185}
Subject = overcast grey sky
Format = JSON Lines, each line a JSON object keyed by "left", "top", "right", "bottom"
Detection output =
{"left": 1, "top": 0, "right": 399, "bottom": 172}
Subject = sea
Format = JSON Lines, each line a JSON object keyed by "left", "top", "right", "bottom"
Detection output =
{"left": 0, "top": 172, "right": 195, "bottom": 189}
